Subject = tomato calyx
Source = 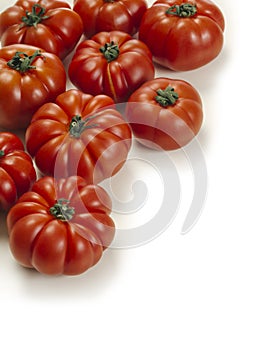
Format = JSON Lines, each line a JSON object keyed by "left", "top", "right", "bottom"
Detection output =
{"left": 0, "top": 150, "right": 4, "bottom": 157}
{"left": 155, "top": 86, "right": 179, "bottom": 107}
{"left": 20, "top": 4, "right": 50, "bottom": 28}
{"left": 50, "top": 198, "right": 75, "bottom": 221}
{"left": 166, "top": 3, "right": 197, "bottom": 17}
{"left": 69, "top": 115, "right": 99, "bottom": 138}
{"left": 7, "top": 50, "right": 44, "bottom": 73}
{"left": 100, "top": 41, "right": 120, "bottom": 62}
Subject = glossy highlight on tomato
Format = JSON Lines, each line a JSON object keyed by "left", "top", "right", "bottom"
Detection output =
{"left": 73, "top": 0, "right": 147, "bottom": 37}
{"left": 0, "top": 0, "right": 83, "bottom": 59}
{"left": 0, "top": 132, "right": 36, "bottom": 211}
{"left": 7, "top": 175, "right": 115, "bottom": 275}
{"left": 139, "top": 0, "right": 225, "bottom": 71}
{"left": 25, "top": 89, "right": 132, "bottom": 183}
{"left": 0, "top": 44, "right": 66, "bottom": 130}
{"left": 125, "top": 78, "right": 203, "bottom": 150}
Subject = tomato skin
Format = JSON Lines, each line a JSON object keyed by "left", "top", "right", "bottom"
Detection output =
{"left": 139, "top": 0, "right": 225, "bottom": 71}
{"left": 0, "top": 44, "right": 66, "bottom": 130}
{"left": 0, "top": 132, "right": 36, "bottom": 211}
{"left": 73, "top": 0, "right": 147, "bottom": 37}
{"left": 68, "top": 31, "right": 155, "bottom": 103}
{"left": 7, "top": 175, "right": 115, "bottom": 275}
{"left": 125, "top": 78, "right": 203, "bottom": 150}
{"left": 0, "top": 0, "right": 83, "bottom": 60}
{"left": 25, "top": 89, "right": 132, "bottom": 183}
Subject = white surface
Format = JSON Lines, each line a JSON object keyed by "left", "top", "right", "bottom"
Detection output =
{"left": 1, "top": 0, "right": 263, "bottom": 349}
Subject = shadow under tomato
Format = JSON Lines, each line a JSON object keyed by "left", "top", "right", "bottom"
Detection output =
{"left": 154, "top": 47, "right": 229, "bottom": 94}
{"left": 16, "top": 247, "right": 122, "bottom": 299}
{"left": 0, "top": 211, "right": 8, "bottom": 240}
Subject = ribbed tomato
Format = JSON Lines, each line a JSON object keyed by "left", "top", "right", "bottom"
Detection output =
{"left": 0, "top": 0, "right": 83, "bottom": 60}
{"left": 0, "top": 44, "right": 66, "bottom": 130}
{"left": 73, "top": 0, "right": 147, "bottom": 37}
{"left": 25, "top": 89, "right": 132, "bottom": 183}
{"left": 0, "top": 132, "right": 36, "bottom": 211}
{"left": 125, "top": 78, "right": 203, "bottom": 150}
{"left": 7, "top": 175, "right": 115, "bottom": 275}
{"left": 139, "top": 0, "right": 225, "bottom": 71}
{"left": 68, "top": 31, "right": 155, "bottom": 103}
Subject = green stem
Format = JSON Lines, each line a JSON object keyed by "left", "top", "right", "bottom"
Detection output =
{"left": 166, "top": 3, "right": 197, "bottom": 17}
{"left": 20, "top": 4, "right": 50, "bottom": 28}
{"left": 0, "top": 150, "right": 5, "bottom": 157}
{"left": 155, "top": 86, "right": 179, "bottom": 107}
{"left": 7, "top": 50, "right": 44, "bottom": 73}
{"left": 69, "top": 115, "right": 99, "bottom": 138}
{"left": 50, "top": 199, "right": 75, "bottom": 221}
{"left": 100, "top": 41, "right": 120, "bottom": 62}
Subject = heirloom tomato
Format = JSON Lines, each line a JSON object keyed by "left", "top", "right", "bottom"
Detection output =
{"left": 73, "top": 0, "right": 147, "bottom": 37}
{"left": 0, "top": 44, "right": 66, "bottom": 130}
{"left": 125, "top": 78, "right": 203, "bottom": 150}
{"left": 68, "top": 31, "right": 155, "bottom": 103}
{"left": 139, "top": 0, "right": 225, "bottom": 71}
{"left": 7, "top": 176, "right": 115, "bottom": 275}
{"left": 0, "top": 0, "right": 83, "bottom": 60}
{"left": 25, "top": 89, "right": 132, "bottom": 183}
{"left": 0, "top": 132, "right": 36, "bottom": 211}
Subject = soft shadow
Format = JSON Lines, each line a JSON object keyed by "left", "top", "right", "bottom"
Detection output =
{"left": 1, "top": 210, "right": 123, "bottom": 300}
{"left": 17, "top": 247, "right": 122, "bottom": 300}
{"left": 154, "top": 47, "right": 230, "bottom": 93}
{"left": 0, "top": 211, "right": 9, "bottom": 242}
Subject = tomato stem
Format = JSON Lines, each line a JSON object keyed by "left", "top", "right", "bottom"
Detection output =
{"left": 69, "top": 115, "right": 99, "bottom": 138}
{"left": 0, "top": 150, "right": 5, "bottom": 157}
{"left": 50, "top": 199, "right": 75, "bottom": 221}
{"left": 20, "top": 4, "right": 50, "bottom": 28}
{"left": 100, "top": 41, "right": 120, "bottom": 62}
{"left": 7, "top": 50, "right": 44, "bottom": 73}
{"left": 166, "top": 3, "right": 197, "bottom": 17}
{"left": 155, "top": 86, "right": 179, "bottom": 107}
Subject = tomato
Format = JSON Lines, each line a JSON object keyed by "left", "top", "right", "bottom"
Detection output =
{"left": 0, "top": 132, "right": 36, "bottom": 211}
{"left": 139, "top": 0, "right": 225, "bottom": 71}
{"left": 0, "top": 0, "right": 83, "bottom": 60}
{"left": 125, "top": 78, "right": 203, "bottom": 150}
{"left": 25, "top": 89, "right": 132, "bottom": 183}
{"left": 7, "top": 175, "right": 115, "bottom": 275}
{"left": 0, "top": 44, "right": 66, "bottom": 130}
{"left": 68, "top": 31, "right": 155, "bottom": 103}
{"left": 73, "top": 0, "right": 147, "bottom": 37}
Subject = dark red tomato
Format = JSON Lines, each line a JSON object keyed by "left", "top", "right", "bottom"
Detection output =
{"left": 0, "top": 132, "right": 36, "bottom": 211}
{"left": 68, "top": 31, "right": 155, "bottom": 103}
{"left": 139, "top": 0, "right": 225, "bottom": 71}
{"left": 125, "top": 78, "right": 203, "bottom": 150}
{"left": 25, "top": 89, "right": 132, "bottom": 184}
{"left": 7, "top": 175, "right": 115, "bottom": 275}
{"left": 0, "top": 44, "right": 66, "bottom": 130}
{"left": 0, "top": 0, "right": 83, "bottom": 60}
{"left": 73, "top": 0, "right": 147, "bottom": 37}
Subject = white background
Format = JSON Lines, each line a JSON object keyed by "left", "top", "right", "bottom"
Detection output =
{"left": 1, "top": 0, "right": 263, "bottom": 349}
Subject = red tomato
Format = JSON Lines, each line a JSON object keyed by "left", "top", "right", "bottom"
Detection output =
{"left": 25, "top": 89, "right": 132, "bottom": 183}
{"left": 73, "top": 0, "right": 147, "bottom": 37}
{"left": 0, "top": 0, "right": 83, "bottom": 60}
{"left": 7, "top": 176, "right": 115, "bottom": 275}
{"left": 0, "top": 132, "right": 36, "bottom": 211}
{"left": 125, "top": 78, "right": 203, "bottom": 150}
{"left": 68, "top": 31, "right": 155, "bottom": 103}
{"left": 0, "top": 44, "right": 66, "bottom": 130}
{"left": 139, "top": 0, "right": 225, "bottom": 71}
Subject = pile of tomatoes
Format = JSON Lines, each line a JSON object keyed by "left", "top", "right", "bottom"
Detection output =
{"left": 0, "top": 0, "right": 225, "bottom": 276}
